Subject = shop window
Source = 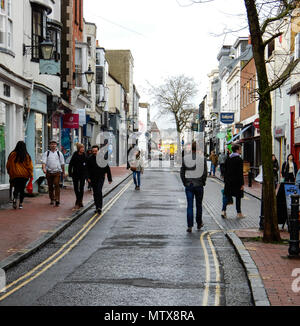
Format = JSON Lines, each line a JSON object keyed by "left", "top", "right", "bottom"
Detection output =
{"left": 0, "top": 102, "right": 6, "bottom": 184}
{"left": 35, "top": 113, "right": 43, "bottom": 164}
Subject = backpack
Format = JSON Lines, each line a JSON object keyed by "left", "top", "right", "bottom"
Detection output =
{"left": 47, "top": 150, "right": 61, "bottom": 159}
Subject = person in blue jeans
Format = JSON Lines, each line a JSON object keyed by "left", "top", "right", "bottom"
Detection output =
{"left": 129, "top": 150, "right": 144, "bottom": 190}
{"left": 180, "top": 141, "right": 207, "bottom": 233}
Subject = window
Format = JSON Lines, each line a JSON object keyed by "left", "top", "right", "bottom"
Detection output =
{"left": 268, "top": 39, "right": 275, "bottom": 58}
{"left": 0, "top": 102, "right": 7, "bottom": 184}
{"left": 96, "top": 66, "right": 104, "bottom": 85}
{"left": 295, "top": 33, "right": 300, "bottom": 60}
{"left": 35, "top": 113, "right": 43, "bottom": 164}
{"left": 0, "top": 0, "right": 13, "bottom": 50}
{"left": 32, "top": 7, "right": 44, "bottom": 60}
{"left": 48, "top": 24, "right": 61, "bottom": 61}
{"left": 75, "top": 48, "right": 82, "bottom": 87}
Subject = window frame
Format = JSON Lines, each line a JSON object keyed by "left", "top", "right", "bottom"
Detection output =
{"left": 0, "top": 0, "right": 13, "bottom": 51}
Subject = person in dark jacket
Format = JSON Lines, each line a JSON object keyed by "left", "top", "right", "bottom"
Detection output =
{"left": 281, "top": 154, "right": 297, "bottom": 183}
{"left": 87, "top": 145, "right": 112, "bottom": 214}
{"left": 69, "top": 143, "right": 88, "bottom": 210}
{"left": 272, "top": 154, "right": 279, "bottom": 187}
{"left": 223, "top": 143, "right": 245, "bottom": 218}
{"left": 180, "top": 141, "right": 207, "bottom": 233}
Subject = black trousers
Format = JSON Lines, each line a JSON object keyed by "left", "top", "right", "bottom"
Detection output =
{"left": 72, "top": 176, "right": 86, "bottom": 203}
{"left": 91, "top": 178, "right": 105, "bottom": 210}
{"left": 12, "top": 178, "right": 28, "bottom": 203}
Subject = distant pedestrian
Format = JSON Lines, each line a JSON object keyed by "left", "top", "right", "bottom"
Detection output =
{"left": 6, "top": 141, "right": 33, "bottom": 209}
{"left": 272, "top": 154, "right": 279, "bottom": 187}
{"left": 281, "top": 154, "right": 297, "bottom": 183}
{"left": 180, "top": 141, "right": 207, "bottom": 233}
{"left": 69, "top": 143, "right": 88, "bottom": 210}
{"left": 129, "top": 149, "right": 144, "bottom": 190}
{"left": 222, "top": 143, "right": 245, "bottom": 219}
{"left": 86, "top": 148, "right": 93, "bottom": 190}
{"left": 218, "top": 151, "right": 227, "bottom": 178}
{"left": 42, "top": 140, "right": 65, "bottom": 207}
{"left": 209, "top": 150, "right": 218, "bottom": 177}
{"left": 87, "top": 145, "right": 112, "bottom": 214}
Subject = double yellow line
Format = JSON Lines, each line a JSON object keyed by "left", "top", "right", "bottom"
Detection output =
{"left": 0, "top": 180, "right": 133, "bottom": 301}
{"left": 200, "top": 231, "right": 221, "bottom": 306}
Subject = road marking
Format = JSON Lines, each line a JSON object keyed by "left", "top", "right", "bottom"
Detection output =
{"left": 0, "top": 180, "right": 133, "bottom": 301}
{"left": 207, "top": 231, "right": 221, "bottom": 306}
{"left": 200, "top": 231, "right": 210, "bottom": 306}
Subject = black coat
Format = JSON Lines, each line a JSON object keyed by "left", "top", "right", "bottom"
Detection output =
{"left": 224, "top": 155, "right": 244, "bottom": 197}
{"left": 68, "top": 152, "right": 88, "bottom": 178}
{"left": 87, "top": 155, "right": 112, "bottom": 182}
{"left": 281, "top": 160, "right": 297, "bottom": 180}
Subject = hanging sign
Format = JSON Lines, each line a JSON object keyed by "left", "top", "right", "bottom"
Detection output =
{"left": 220, "top": 113, "right": 234, "bottom": 124}
{"left": 63, "top": 114, "right": 79, "bottom": 129}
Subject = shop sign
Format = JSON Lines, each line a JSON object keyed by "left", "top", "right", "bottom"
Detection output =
{"left": 220, "top": 113, "right": 234, "bottom": 124}
{"left": 253, "top": 118, "right": 260, "bottom": 129}
{"left": 274, "top": 125, "right": 285, "bottom": 139}
{"left": 63, "top": 114, "right": 79, "bottom": 129}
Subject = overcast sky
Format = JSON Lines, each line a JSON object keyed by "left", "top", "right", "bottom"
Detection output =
{"left": 84, "top": 0, "right": 248, "bottom": 129}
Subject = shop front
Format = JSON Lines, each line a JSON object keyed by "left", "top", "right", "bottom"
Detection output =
{"left": 0, "top": 67, "right": 32, "bottom": 199}
{"left": 25, "top": 86, "right": 50, "bottom": 190}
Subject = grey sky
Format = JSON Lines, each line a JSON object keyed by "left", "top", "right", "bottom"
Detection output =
{"left": 84, "top": 0, "right": 248, "bottom": 129}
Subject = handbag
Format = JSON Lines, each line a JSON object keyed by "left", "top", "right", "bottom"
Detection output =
{"left": 26, "top": 177, "right": 33, "bottom": 194}
{"left": 130, "top": 166, "right": 137, "bottom": 172}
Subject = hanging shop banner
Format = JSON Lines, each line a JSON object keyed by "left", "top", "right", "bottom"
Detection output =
{"left": 220, "top": 113, "right": 234, "bottom": 124}
{"left": 63, "top": 114, "right": 79, "bottom": 129}
{"left": 76, "top": 109, "right": 86, "bottom": 126}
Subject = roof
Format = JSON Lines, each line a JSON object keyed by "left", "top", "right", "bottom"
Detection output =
{"left": 288, "top": 81, "right": 300, "bottom": 95}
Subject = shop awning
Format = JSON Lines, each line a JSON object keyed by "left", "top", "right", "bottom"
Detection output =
{"left": 226, "top": 124, "right": 252, "bottom": 145}
{"left": 61, "top": 99, "right": 77, "bottom": 112}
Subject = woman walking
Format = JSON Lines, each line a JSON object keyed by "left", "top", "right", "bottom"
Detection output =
{"left": 6, "top": 141, "right": 33, "bottom": 209}
{"left": 129, "top": 150, "right": 144, "bottom": 190}
{"left": 281, "top": 154, "right": 297, "bottom": 183}
{"left": 68, "top": 143, "right": 88, "bottom": 210}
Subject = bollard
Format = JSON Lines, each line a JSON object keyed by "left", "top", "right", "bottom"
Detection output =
{"left": 248, "top": 170, "right": 253, "bottom": 187}
{"left": 288, "top": 194, "right": 300, "bottom": 258}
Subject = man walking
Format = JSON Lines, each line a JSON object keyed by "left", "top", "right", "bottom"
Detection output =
{"left": 222, "top": 143, "right": 245, "bottom": 218}
{"left": 87, "top": 145, "right": 112, "bottom": 214}
{"left": 42, "top": 140, "right": 65, "bottom": 207}
{"left": 180, "top": 141, "right": 207, "bottom": 233}
{"left": 209, "top": 150, "right": 218, "bottom": 177}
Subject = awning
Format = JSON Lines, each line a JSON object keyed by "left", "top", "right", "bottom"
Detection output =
{"left": 226, "top": 124, "right": 252, "bottom": 144}
{"left": 61, "top": 98, "right": 77, "bottom": 112}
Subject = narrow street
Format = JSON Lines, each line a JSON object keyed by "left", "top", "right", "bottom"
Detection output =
{"left": 0, "top": 168, "right": 256, "bottom": 306}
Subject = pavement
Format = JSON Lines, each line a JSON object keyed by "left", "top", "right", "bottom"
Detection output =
{"left": 0, "top": 164, "right": 299, "bottom": 306}
{"left": 0, "top": 166, "right": 132, "bottom": 270}
{"left": 211, "top": 169, "right": 300, "bottom": 306}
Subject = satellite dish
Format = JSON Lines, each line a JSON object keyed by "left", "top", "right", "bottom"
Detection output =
{"left": 255, "top": 165, "right": 263, "bottom": 184}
